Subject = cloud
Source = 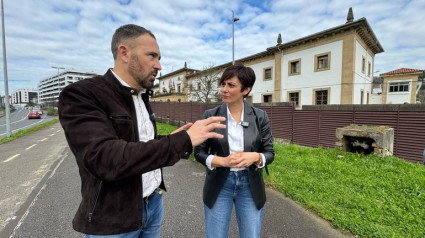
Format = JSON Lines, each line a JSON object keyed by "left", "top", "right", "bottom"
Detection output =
{"left": 0, "top": 0, "right": 423, "bottom": 94}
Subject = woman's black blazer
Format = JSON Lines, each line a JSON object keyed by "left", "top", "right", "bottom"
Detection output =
{"left": 194, "top": 102, "right": 275, "bottom": 210}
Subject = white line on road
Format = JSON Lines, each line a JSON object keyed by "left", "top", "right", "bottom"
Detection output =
{"left": 39, "top": 138, "right": 47, "bottom": 142}
{"left": 3, "top": 154, "right": 20, "bottom": 163}
{"left": 0, "top": 117, "right": 50, "bottom": 136}
{"left": 25, "top": 144, "right": 37, "bottom": 150}
{"left": 49, "top": 134, "right": 55, "bottom": 137}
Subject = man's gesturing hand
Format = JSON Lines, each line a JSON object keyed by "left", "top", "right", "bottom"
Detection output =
{"left": 187, "top": 116, "right": 226, "bottom": 147}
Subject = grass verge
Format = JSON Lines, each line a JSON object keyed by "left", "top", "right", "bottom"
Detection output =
{"left": 157, "top": 122, "right": 425, "bottom": 238}
{"left": 0, "top": 118, "right": 59, "bottom": 144}
{"left": 265, "top": 144, "right": 425, "bottom": 238}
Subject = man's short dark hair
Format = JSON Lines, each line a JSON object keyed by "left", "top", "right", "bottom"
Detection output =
{"left": 111, "top": 24, "right": 156, "bottom": 60}
{"left": 219, "top": 62, "right": 256, "bottom": 97}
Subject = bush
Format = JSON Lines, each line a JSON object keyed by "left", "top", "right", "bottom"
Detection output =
{"left": 45, "top": 107, "right": 58, "bottom": 116}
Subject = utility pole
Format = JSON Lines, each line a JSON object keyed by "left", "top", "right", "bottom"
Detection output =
{"left": 232, "top": 10, "right": 239, "bottom": 65}
{"left": 1, "top": 0, "right": 10, "bottom": 137}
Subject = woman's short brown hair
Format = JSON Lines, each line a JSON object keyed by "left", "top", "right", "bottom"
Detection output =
{"left": 219, "top": 62, "right": 256, "bottom": 97}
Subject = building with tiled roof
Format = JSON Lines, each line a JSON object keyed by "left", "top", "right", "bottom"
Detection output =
{"left": 381, "top": 68, "right": 423, "bottom": 76}
{"left": 154, "top": 8, "right": 384, "bottom": 107}
{"left": 151, "top": 62, "right": 198, "bottom": 102}
{"left": 378, "top": 68, "right": 424, "bottom": 104}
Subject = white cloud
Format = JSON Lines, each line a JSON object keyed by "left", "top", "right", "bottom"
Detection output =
{"left": 0, "top": 0, "right": 423, "bottom": 94}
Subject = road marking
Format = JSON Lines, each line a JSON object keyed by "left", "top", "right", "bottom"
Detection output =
{"left": 3, "top": 154, "right": 20, "bottom": 163}
{"left": 49, "top": 134, "right": 55, "bottom": 137}
{"left": 56, "top": 130, "right": 61, "bottom": 133}
{"left": 25, "top": 144, "right": 37, "bottom": 150}
{"left": 39, "top": 138, "right": 47, "bottom": 142}
{"left": 0, "top": 116, "right": 51, "bottom": 134}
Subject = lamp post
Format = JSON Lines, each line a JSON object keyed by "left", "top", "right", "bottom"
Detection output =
{"left": 1, "top": 0, "right": 10, "bottom": 137}
{"left": 52, "top": 66, "right": 65, "bottom": 74}
{"left": 232, "top": 10, "right": 239, "bottom": 65}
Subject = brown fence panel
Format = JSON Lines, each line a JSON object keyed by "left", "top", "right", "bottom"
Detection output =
{"left": 266, "top": 106, "right": 294, "bottom": 141}
{"left": 292, "top": 111, "right": 319, "bottom": 147}
{"left": 394, "top": 112, "right": 425, "bottom": 163}
{"left": 150, "top": 101, "right": 425, "bottom": 164}
{"left": 317, "top": 111, "right": 354, "bottom": 148}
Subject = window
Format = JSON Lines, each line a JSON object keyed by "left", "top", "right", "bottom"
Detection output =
{"left": 197, "top": 82, "right": 201, "bottom": 90}
{"left": 289, "top": 59, "right": 301, "bottom": 76}
{"left": 362, "top": 56, "right": 366, "bottom": 73}
{"left": 318, "top": 55, "right": 328, "bottom": 69}
{"left": 389, "top": 82, "right": 409, "bottom": 92}
{"left": 263, "top": 67, "right": 272, "bottom": 81}
{"left": 263, "top": 95, "right": 272, "bottom": 103}
{"left": 368, "top": 62, "right": 371, "bottom": 77}
{"left": 313, "top": 89, "right": 329, "bottom": 105}
{"left": 360, "top": 90, "right": 364, "bottom": 104}
{"left": 177, "top": 84, "right": 181, "bottom": 93}
{"left": 288, "top": 91, "right": 300, "bottom": 107}
{"left": 315, "top": 52, "right": 330, "bottom": 71}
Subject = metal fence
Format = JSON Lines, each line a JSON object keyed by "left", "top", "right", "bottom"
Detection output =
{"left": 151, "top": 102, "right": 425, "bottom": 163}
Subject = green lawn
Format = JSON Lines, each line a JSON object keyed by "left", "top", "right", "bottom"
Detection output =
{"left": 266, "top": 144, "right": 425, "bottom": 238}
{"left": 157, "top": 122, "right": 425, "bottom": 238}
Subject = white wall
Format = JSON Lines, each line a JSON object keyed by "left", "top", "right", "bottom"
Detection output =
{"left": 369, "top": 93, "right": 382, "bottom": 104}
{"left": 385, "top": 79, "right": 412, "bottom": 104}
{"left": 354, "top": 41, "right": 374, "bottom": 104}
{"left": 282, "top": 40, "right": 343, "bottom": 106}
{"left": 249, "top": 59, "right": 275, "bottom": 103}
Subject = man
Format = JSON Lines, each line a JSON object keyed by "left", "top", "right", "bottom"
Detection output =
{"left": 58, "top": 24, "right": 226, "bottom": 237}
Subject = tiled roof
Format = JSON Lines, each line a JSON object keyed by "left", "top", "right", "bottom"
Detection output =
{"left": 381, "top": 68, "right": 424, "bottom": 76}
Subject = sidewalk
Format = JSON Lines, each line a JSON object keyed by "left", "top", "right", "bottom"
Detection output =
{"left": 160, "top": 159, "right": 352, "bottom": 238}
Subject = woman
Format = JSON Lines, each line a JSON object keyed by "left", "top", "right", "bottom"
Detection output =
{"left": 194, "top": 62, "right": 275, "bottom": 238}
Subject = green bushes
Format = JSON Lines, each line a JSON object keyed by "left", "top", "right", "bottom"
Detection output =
{"left": 44, "top": 107, "right": 58, "bottom": 116}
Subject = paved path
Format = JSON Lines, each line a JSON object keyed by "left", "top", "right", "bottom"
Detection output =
{"left": 2, "top": 124, "right": 352, "bottom": 237}
{"left": 161, "top": 159, "right": 351, "bottom": 238}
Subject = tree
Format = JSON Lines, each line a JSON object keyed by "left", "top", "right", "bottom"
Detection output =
{"left": 26, "top": 101, "right": 35, "bottom": 107}
{"left": 187, "top": 64, "right": 221, "bottom": 103}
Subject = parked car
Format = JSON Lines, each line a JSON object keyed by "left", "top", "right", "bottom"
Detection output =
{"left": 28, "top": 111, "right": 41, "bottom": 119}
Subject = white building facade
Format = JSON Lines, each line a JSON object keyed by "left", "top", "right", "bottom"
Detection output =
{"left": 153, "top": 9, "right": 384, "bottom": 107}
{"left": 11, "top": 88, "right": 38, "bottom": 107}
{"left": 38, "top": 70, "right": 100, "bottom": 106}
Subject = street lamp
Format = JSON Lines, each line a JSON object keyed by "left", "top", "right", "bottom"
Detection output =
{"left": 52, "top": 66, "right": 65, "bottom": 74}
{"left": 1, "top": 0, "right": 11, "bottom": 137}
{"left": 232, "top": 10, "right": 239, "bottom": 65}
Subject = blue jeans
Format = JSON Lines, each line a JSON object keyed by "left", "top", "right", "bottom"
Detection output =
{"left": 204, "top": 170, "right": 264, "bottom": 238}
{"left": 86, "top": 188, "right": 164, "bottom": 238}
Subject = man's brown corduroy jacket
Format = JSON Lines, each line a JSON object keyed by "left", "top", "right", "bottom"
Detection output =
{"left": 59, "top": 69, "right": 192, "bottom": 235}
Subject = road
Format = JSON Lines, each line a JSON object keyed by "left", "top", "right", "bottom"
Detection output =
{"left": 0, "top": 109, "right": 55, "bottom": 139}
{"left": 0, "top": 122, "right": 350, "bottom": 238}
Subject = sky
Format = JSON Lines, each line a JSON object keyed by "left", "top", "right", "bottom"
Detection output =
{"left": 0, "top": 0, "right": 424, "bottom": 95}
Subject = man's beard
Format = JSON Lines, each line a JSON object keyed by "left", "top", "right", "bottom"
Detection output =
{"left": 128, "top": 53, "right": 157, "bottom": 89}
